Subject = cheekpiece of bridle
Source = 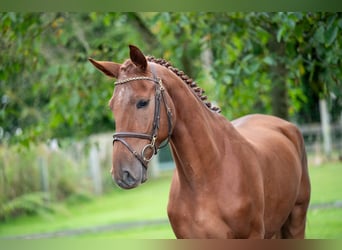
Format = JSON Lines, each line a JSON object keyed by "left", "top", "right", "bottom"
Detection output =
{"left": 112, "top": 64, "right": 173, "bottom": 170}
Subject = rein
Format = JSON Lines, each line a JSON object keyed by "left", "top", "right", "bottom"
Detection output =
{"left": 112, "top": 65, "right": 173, "bottom": 170}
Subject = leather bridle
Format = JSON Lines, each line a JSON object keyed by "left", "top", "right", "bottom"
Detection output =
{"left": 112, "top": 64, "right": 173, "bottom": 170}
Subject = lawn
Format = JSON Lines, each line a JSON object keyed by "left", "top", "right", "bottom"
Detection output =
{"left": 308, "top": 162, "right": 342, "bottom": 204}
{"left": 0, "top": 172, "right": 174, "bottom": 238}
{"left": 305, "top": 162, "right": 342, "bottom": 239}
{"left": 0, "top": 163, "right": 341, "bottom": 239}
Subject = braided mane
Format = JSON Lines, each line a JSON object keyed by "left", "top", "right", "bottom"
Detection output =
{"left": 147, "top": 56, "right": 221, "bottom": 113}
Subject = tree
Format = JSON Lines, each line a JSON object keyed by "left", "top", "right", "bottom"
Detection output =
{"left": 1, "top": 13, "right": 153, "bottom": 145}
{"left": 1, "top": 12, "right": 341, "bottom": 145}
{"left": 1, "top": 13, "right": 49, "bottom": 145}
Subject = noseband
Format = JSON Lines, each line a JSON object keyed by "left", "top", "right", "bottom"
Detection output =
{"left": 112, "top": 65, "right": 173, "bottom": 170}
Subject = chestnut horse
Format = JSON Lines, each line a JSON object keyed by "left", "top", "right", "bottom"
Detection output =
{"left": 89, "top": 45, "right": 311, "bottom": 239}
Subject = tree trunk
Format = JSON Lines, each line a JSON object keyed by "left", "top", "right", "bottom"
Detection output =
{"left": 268, "top": 40, "right": 289, "bottom": 120}
{"left": 270, "top": 76, "right": 289, "bottom": 120}
{"left": 270, "top": 62, "right": 289, "bottom": 120}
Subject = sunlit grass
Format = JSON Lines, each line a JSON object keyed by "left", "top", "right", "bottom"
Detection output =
{"left": 0, "top": 163, "right": 341, "bottom": 239}
{"left": 308, "top": 162, "right": 342, "bottom": 204}
{"left": 0, "top": 173, "right": 173, "bottom": 237}
{"left": 306, "top": 208, "right": 342, "bottom": 239}
{"left": 78, "top": 224, "right": 175, "bottom": 239}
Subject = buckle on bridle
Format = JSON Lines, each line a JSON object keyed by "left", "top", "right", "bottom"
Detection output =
{"left": 158, "top": 78, "right": 165, "bottom": 91}
{"left": 141, "top": 135, "right": 157, "bottom": 162}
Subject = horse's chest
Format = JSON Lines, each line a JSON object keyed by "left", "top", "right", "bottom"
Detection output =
{"left": 168, "top": 197, "right": 232, "bottom": 238}
{"left": 167, "top": 189, "right": 265, "bottom": 239}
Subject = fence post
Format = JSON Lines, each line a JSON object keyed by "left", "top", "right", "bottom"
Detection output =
{"left": 38, "top": 156, "right": 49, "bottom": 193}
{"left": 319, "top": 99, "right": 332, "bottom": 159}
{"left": 150, "top": 153, "right": 160, "bottom": 178}
{"left": 89, "top": 143, "right": 103, "bottom": 195}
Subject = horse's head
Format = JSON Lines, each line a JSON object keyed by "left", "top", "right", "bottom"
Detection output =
{"left": 89, "top": 45, "right": 174, "bottom": 189}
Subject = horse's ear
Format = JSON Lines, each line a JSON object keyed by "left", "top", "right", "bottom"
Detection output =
{"left": 129, "top": 45, "right": 147, "bottom": 71}
{"left": 88, "top": 58, "right": 120, "bottom": 78}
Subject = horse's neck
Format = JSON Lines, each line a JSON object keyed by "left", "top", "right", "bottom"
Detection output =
{"left": 165, "top": 74, "right": 241, "bottom": 188}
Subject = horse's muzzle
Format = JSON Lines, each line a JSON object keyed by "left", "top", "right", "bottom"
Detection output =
{"left": 114, "top": 165, "right": 147, "bottom": 189}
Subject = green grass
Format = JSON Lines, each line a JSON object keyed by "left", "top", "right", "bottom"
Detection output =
{"left": 306, "top": 208, "right": 342, "bottom": 239}
{"left": 78, "top": 224, "right": 175, "bottom": 239}
{"left": 0, "top": 173, "right": 174, "bottom": 238}
{"left": 308, "top": 162, "right": 342, "bottom": 204}
{"left": 305, "top": 162, "right": 342, "bottom": 239}
{"left": 0, "top": 163, "right": 341, "bottom": 239}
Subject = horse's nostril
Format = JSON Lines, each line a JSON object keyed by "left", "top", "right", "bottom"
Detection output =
{"left": 122, "top": 171, "right": 136, "bottom": 186}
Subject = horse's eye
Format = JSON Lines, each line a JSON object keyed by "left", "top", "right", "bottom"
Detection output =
{"left": 136, "top": 99, "right": 150, "bottom": 109}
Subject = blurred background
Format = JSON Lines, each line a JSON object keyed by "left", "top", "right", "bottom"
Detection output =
{"left": 0, "top": 12, "right": 341, "bottom": 239}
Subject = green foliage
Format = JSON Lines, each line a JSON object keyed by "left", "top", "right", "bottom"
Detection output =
{"left": 0, "top": 142, "right": 99, "bottom": 220}
{"left": 272, "top": 12, "right": 342, "bottom": 122}
{"left": 0, "top": 192, "right": 53, "bottom": 221}
{"left": 144, "top": 12, "right": 342, "bottom": 120}
{"left": 0, "top": 13, "right": 147, "bottom": 144}
{"left": 1, "top": 12, "right": 342, "bottom": 144}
